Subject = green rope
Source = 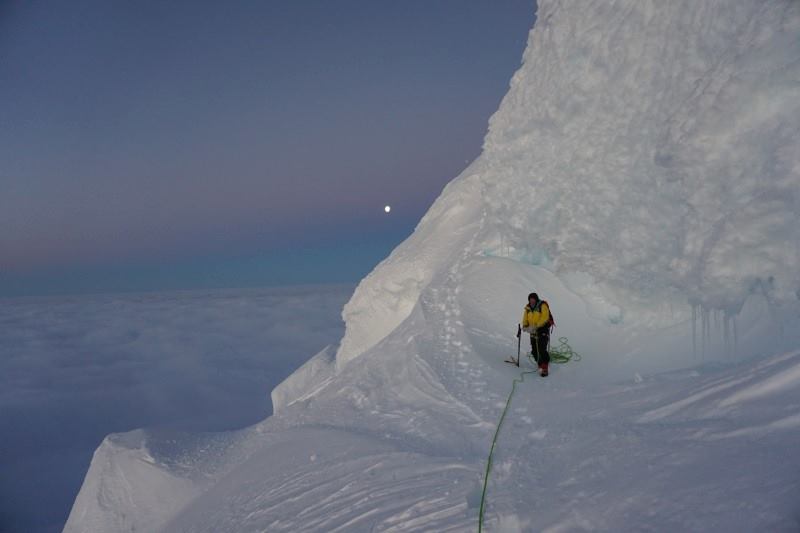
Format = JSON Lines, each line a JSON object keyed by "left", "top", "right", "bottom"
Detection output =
{"left": 549, "top": 336, "right": 581, "bottom": 364}
{"left": 477, "top": 336, "right": 579, "bottom": 532}
{"left": 477, "top": 365, "right": 535, "bottom": 532}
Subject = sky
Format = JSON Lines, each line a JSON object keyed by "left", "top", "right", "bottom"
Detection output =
{"left": 0, "top": 0, "right": 536, "bottom": 297}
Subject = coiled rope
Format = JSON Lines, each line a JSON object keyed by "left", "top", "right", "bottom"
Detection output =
{"left": 477, "top": 336, "right": 580, "bottom": 532}
{"left": 549, "top": 336, "right": 581, "bottom": 364}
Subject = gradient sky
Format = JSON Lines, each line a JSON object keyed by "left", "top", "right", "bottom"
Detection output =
{"left": 1, "top": 0, "right": 536, "bottom": 297}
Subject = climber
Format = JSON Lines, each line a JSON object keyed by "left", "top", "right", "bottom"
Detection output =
{"left": 521, "top": 292, "right": 551, "bottom": 376}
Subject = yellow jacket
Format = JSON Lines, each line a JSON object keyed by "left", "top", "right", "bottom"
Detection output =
{"left": 522, "top": 301, "right": 550, "bottom": 331}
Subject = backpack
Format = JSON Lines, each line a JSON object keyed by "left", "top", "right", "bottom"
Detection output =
{"left": 534, "top": 300, "right": 556, "bottom": 331}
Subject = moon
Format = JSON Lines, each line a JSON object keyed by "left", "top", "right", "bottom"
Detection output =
{"left": 384, "top": 205, "right": 391, "bottom": 213}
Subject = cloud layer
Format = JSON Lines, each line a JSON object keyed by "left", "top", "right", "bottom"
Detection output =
{"left": 0, "top": 285, "right": 351, "bottom": 532}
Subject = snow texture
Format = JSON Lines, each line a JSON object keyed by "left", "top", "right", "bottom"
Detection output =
{"left": 65, "top": 1, "right": 800, "bottom": 532}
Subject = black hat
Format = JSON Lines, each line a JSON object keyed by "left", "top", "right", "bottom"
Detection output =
{"left": 528, "top": 292, "right": 539, "bottom": 301}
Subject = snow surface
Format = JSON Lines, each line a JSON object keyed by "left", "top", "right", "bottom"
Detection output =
{"left": 65, "top": 1, "right": 800, "bottom": 531}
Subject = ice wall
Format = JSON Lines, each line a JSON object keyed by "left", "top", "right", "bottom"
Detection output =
{"left": 480, "top": 0, "right": 800, "bottom": 313}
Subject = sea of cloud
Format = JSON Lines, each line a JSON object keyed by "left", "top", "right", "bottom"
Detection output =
{"left": 0, "top": 284, "right": 352, "bottom": 533}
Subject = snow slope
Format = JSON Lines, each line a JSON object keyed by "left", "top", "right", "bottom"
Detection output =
{"left": 66, "top": 258, "right": 800, "bottom": 532}
{"left": 65, "top": 1, "right": 800, "bottom": 531}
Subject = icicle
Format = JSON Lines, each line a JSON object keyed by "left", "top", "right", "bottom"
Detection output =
{"left": 691, "top": 304, "right": 697, "bottom": 360}
{"left": 700, "top": 305, "right": 706, "bottom": 362}
{"left": 700, "top": 305, "right": 711, "bottom": 362}
{"left": 722, "top": 312, "right": 728, "bottom": 356}
{"left": 706, "top": 307, "right": 712, "bottom": 360}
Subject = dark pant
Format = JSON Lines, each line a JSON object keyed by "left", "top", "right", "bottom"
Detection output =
{"left": 531, "top": 331, "right": 550, "bottom": 366}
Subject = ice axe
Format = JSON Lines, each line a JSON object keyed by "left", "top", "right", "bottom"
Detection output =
{"left": 505, "top": 324, "right": 522, "bottom": 366}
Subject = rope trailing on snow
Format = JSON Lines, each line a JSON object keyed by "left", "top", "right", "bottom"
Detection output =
{"left": 477, "top": 336, "right": 580, "bottom": 532}
{"left": 477, "top": 365, "right": 535, "bottom": 532}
